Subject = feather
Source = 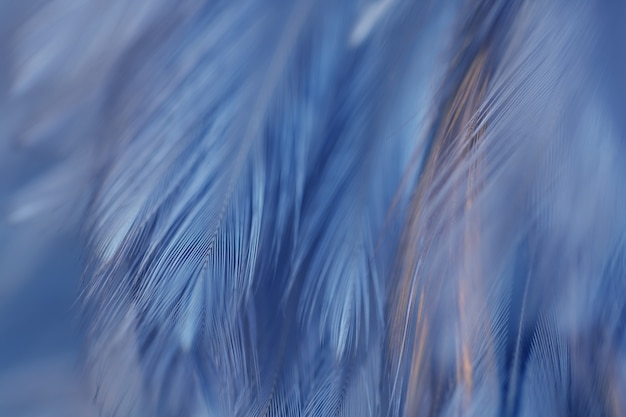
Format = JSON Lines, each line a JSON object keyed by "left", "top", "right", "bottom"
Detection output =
{"left": 3, "top": 0, "right": 626, "bottom": 416}
{"left": 78, "top": 0, "right": 399, "bottom": 414}
{"left": 386, "top": 0, "right": 626, "bottom": 416}
{"left": 81, "top": 1, "right": 321, "bottom": 413}
{"left": 518, "top": 310, "right": 569, "bottom": 417}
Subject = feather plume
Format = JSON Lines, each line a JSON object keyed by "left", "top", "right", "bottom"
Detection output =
{"left": 2, "top": 0, "right": 626, "bottom": 416}
{"left": 386, "top": 1, "right": 626, "bottom": 416}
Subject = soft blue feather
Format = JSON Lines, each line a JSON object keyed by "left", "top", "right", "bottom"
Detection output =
{"left": 3, "top": 0, "right": 626, "bottom": 416}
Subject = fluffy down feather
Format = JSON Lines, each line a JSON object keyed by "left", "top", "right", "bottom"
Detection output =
{"left": 1, "top": 0, "right": 626, "bottom": 416}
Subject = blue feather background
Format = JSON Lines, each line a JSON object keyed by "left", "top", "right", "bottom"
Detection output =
{"left": 1, "top": 0, "right": 626, "bottom": 416}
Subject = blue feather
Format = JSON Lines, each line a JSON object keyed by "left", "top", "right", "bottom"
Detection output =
{"left": 386, "top": 1, "right": 626, "bottom": 416}
{"left": 2, "top": 0, "right": 626, "bottom": 416}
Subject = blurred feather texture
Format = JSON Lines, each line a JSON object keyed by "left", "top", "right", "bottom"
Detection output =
{"left": 1, "top": 0, "right": 626, "bottom": 416}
